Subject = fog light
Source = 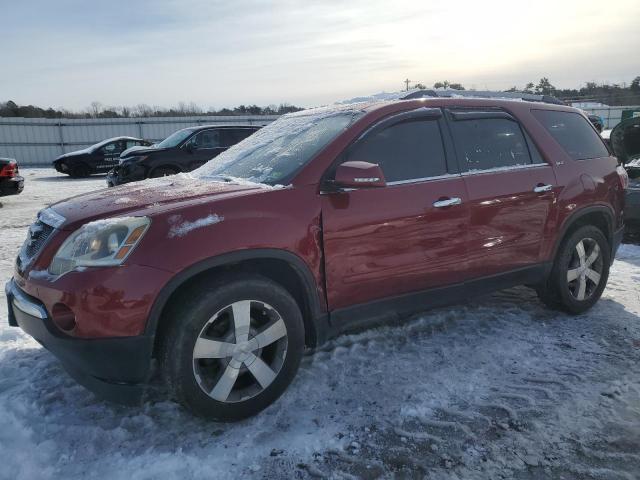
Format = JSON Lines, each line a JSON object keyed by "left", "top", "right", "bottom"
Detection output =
{"left": 51, "top": 303, "right": 76, "bottom": 331}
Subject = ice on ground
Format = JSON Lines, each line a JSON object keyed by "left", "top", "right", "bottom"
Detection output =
{"left": 1, "top": 169, "right": 640, "bottom": 479}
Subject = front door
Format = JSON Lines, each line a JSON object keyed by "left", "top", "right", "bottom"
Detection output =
{"left": 97, "top": 140, "right": 126, "bottom": 172}
{"left": 321, "top": 111, "right": 468, "bottom": 311}
{"left": 446, "top": 109, "right": 557, "bottom": 278}
{"left": 185, "top": 129, "right": 225, "bottom": 169}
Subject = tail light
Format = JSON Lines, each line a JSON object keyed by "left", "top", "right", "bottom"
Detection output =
{"left": 0, "top": 161, "right": 18, "bottom": 178}
{"left": 616, "top": 165, "right": 629, "bottom": 190}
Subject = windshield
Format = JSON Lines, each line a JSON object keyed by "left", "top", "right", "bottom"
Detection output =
{"left": 155, "top": 128, "right": 195, "bottom": 149}
{"left": 193, "top": 108, "right": 364, "bottom": 185}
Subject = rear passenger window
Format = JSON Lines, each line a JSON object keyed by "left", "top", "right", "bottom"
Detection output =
{"left": 347, "top": 120, "right": 447, "bottom": 182}
{"left": 532, "top": 110, "right": 609, "bottom": 160}
{"left": 225, "top": 128, "right": 255, "bottom": 146}
{"left": 450, "top": 118, "right": 532, "bottom": 172}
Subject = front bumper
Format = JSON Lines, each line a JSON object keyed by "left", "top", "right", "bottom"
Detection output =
{"left": 5, "top": 279, "right": 153, "bottom": 404}
{"left": 0, "top": 175, "right": 24, "bottom": 196}
{"left": 106, "top": 163, "right": 145, "bottom": 187}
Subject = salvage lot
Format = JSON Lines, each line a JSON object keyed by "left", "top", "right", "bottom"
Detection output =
{"left": 1, "top": 169, "right": 640, "bottom": 479}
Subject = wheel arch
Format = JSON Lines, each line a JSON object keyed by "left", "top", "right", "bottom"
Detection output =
{"left": 147, "top": 249, "right": 328, "bottom": 355}
{"left": 551, "top": 205, "right": 615, "bottom": 262}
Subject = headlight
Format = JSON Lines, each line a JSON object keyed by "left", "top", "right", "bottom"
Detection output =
{"left": 48, "top": 217, "right": 150, "bottom": 276}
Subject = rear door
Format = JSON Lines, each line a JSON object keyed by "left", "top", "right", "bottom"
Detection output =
{"left": 447, "top": 109, "right": 557, "bottom": 278}
{"left": 321, "top": 108, "right": 469, "bottom": 311}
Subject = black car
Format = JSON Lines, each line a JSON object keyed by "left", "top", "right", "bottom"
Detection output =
{"left": 588, "top": 114, "right": 604, "bottom": 133}
{"left": 0, "top": 158, "right": 24, "bottom": 196}
{"left": 53, "top": 136, "right": 153, "bottom": 177}
{"left": 609, "top": 116, "right": 640, "bottom": 222}
{"left": 106, "top": 125, "right": 260, "bottom": 186}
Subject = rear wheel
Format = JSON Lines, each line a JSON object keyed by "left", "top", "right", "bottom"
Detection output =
{"left": 159, "top": 275, "right": 305, "bottom": 421}
{"left": 537, "top": 225, "right": 610, "bottom": 314}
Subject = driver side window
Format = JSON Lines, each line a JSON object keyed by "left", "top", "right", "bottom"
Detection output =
{"left": 101, "top": 141, "right": 125, "bottom": 155}
{"left": 344, "top": 119, "right": 447, "bottom": 183}
{"left": 188, "top": 130, "right": 221, "bottom": 150}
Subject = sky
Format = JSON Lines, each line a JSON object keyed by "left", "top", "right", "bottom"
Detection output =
{"left": 1, "top": 0, "right": 639, "bottom": 111}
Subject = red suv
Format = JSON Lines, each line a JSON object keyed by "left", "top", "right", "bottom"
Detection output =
{"left": 6, "top": 98, "right": 626, "bottom": 420}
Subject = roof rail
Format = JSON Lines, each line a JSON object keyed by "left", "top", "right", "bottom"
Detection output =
{"left": 401, "top": 89, "right": 566, "bottom": 106}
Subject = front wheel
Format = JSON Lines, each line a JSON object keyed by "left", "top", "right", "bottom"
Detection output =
{"left": 159, "top": 274, "right": 305, "bottom": 421}
{"left": 537, "top": 225, "right": 610, "bottom": 314}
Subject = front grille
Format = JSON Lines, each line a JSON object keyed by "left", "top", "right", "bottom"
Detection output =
{"left": 16, "top": 220, "right": 55, "bottom": 272}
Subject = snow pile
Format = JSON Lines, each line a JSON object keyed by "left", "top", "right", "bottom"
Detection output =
{"left": 1, "top": 169, "right": 639, "bottom": 479}
{"left": 167, "top": 213, "right": 223, "bottom": 238}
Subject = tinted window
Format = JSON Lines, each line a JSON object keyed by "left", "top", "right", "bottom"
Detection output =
{"left": 347, "top": 120, "right": 446, "bottom": 182}
{"left": 532, "top": 110, "right": 609, "bottom": 160}
{"left": 101, "top": 141, "right": 125, "bottom": 154}
{"left": 126, "top": 139, "right": 141, "bottom": 149}
{"left": 190, "top": 130, "right": 221, "bottom": 149}
{"left": 451, "top": 118, "right": 531, "bottom": 171}
{"left": 523, "top": 130, "right": 546, "bottom": 164}
{"left": 219, "top": 129, "right": 253, "bottom": 147}
{"left": 227, "top": 128, "right": 257, "bottom": 144}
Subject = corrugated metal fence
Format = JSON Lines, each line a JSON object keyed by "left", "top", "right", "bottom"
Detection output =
{"left": 577, "top": 106, "right": 640, "bottom": 129}
{"left": 0, "top": 115, "right": 279, "bottom": 166}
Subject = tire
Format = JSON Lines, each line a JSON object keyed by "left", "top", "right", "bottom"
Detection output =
{"left": 149, "top": 167, "right": 178, "bottom": 178}
{"left": 537, "top": 225, "right": 610, "bottom": 314}
{"left": 70, "top": 163, "right": 91, "bottom": 178}
{"left": 159, "top": 274, "right": 305, "bottom": 421}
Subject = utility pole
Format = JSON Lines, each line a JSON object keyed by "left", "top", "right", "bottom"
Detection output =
{"left": 404, "top": 78, "right": 411, "bottom": 91}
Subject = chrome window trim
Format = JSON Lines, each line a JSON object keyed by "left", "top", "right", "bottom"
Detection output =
{"left": 386, "top": 173, "right": 460, "bottom": 186}
{"left": 460, "top": 163, "right": 550, "bottom": 177}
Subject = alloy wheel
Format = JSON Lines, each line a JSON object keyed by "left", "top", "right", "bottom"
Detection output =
{"left": 192, "top": 300, "right": 288, "bottom": 403}
{"left": 566, "top": 238, "right": 603, "bottom": 301}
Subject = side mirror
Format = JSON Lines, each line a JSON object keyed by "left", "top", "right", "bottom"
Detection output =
{"left": 185, "top": 143, "right": 195, "bottom": 153}
{"left": 334, "top": 161, "right": 386, "bottom": 189}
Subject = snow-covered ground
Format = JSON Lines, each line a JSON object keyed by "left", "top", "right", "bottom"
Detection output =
{"left": 2, "top": 169, "right": 640, "bottom": 480}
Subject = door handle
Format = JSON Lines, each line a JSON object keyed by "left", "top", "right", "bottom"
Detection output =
{"left": 433, "top": 197, "right": 462, "bottom": 208}
{"left": 533, "top": 184, "right": 553, "bottom": 193}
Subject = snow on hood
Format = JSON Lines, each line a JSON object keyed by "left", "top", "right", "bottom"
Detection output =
{"left": 47, "top": 174, "right": 271, "bottom": 229}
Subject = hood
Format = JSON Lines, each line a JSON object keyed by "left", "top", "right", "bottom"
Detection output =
{"left": 55, "top": 148, "right": 93, "bottom": 161}
{"left": 120, "top": 145, "right": 165, "bottom": 159}
{"left": 120, "top": 145, "right": 156, "bottom": 158}
{"left": 46, "top": 174, "right": 272, "bottom": 230}
{"left": 610, "top": 117, "right": 640, "bottom": 163}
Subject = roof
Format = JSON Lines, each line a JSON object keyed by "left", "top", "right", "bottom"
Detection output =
{"left": 401, "top": 89, "right": 566, "bottom": 105}
{"left": 182, "top": 124, "right": 263, "bottom": 133}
